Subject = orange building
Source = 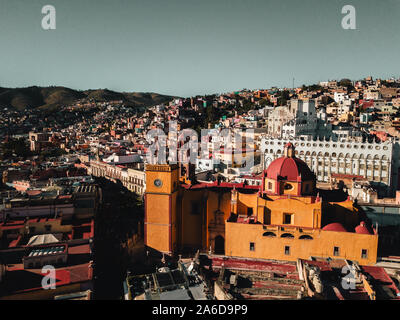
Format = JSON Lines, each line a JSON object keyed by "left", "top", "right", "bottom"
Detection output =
{"left": 144, "top": 143, "right": 378, "bottom": 265}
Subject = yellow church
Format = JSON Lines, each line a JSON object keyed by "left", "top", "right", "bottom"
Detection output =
{"left": 144, "top": 143, "right": 378, "bottom": 265}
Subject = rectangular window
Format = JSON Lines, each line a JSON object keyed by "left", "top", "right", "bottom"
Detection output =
{"left": 264, "top": 207, "right": 271, "bottom": 224}
{"left": 191, "top": 202, "right": 200, "bottom": 215}
{"left": 283, "top": 213, "right": 293, "bottom": 224}
{"left": 361, "top": 249, "right": 368, "bottom": 259}
{"left": 334, "top": 246, "right": 340, "bottom": 256}
{"left": 250, "top": 242, "right": 255, "bottom": 251}
{"left": 247, "top": 207, "right": 253, "bottom": 216}
{"left": 29, "top": 227, "right": 35, "bottom": 234}
{"left": 45, "top": 225, "right": 51, "bottom": 232}
{"left": 285, "top": 246, "right": 290, "bottom": 255}
{"left": 268, "top": 182, "right": 273, "bottom": 190}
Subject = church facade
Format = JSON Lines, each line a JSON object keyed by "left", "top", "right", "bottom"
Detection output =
{"left": 144, "top": 143, "right": 378, "bottom": 265}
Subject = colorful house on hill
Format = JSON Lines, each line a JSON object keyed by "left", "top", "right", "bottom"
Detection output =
{"left": 144, "top": 143, "right": 378, "bottom": 265}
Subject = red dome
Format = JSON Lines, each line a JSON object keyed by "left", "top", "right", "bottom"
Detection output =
{"left": 322, "top": 223, "right": 348, "bottom": 232}
{"left": 265, "top": 156, "right": 315, "bottom": 181}
{"left": 355, "top": 221, "right": 372, "bottom": 235}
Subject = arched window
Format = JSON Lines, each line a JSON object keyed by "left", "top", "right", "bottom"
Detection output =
{"left": 284, "top": 183, "right": 294, "bottom": 190}
{"left": 299, "top": 235, "right": 313, "bottom": 240}
{"left": 263, "top": 232, "right": 276, "bottom": 237}
{"left": 214, "top": 235, "right": 225, "bottom": 255}
{"left": 281, "top": 233, "right": 294, "bottom": 238}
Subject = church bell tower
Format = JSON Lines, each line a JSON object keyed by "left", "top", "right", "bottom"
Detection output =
{"left": 144, "top": 164, "right": 179, "bottom": 256}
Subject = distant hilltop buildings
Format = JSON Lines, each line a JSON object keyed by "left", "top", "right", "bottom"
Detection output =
{"left": 9, "top": 76, "right": 400, "bottom": 208}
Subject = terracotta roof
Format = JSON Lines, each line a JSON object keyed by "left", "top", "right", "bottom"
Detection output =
{"left": 3, "top": 263, "right": 92, "bottom": 294}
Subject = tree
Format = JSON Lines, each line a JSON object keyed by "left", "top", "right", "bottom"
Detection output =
{"left": 339, "top": 78, "right": 354, "bottom": 91}
{"left": 258, "top": 98, "right": 270, "bottom": 106}
{"left": 277, "top": 90, "right": 290, "bottom": 106}
{"left": 38, "top": 147, "right": 66, "bottom": 161}
{"left": 321, "top": 96, "right": 334, "bottom": 106}
{"left": 0, "top": 138, "right": 32, "bottom": 160}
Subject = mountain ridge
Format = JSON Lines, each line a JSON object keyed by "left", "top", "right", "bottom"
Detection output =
{"left": 0, "top": 86, "right": 176, "bottom": 111}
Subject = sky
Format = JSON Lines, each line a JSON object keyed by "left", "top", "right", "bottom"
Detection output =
{"left": 0, "top": 0, "right": 400, "bottom": 97}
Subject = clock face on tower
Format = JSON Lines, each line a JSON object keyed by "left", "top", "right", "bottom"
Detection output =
{"left": 154, "top": 179, "right": 163, "bottom": 187}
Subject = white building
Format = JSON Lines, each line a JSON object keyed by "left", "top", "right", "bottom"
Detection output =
{"left": 334, "top": 92, "right": 347, "bottom": 103}
{"left": 103, "top": 153, "right": 143, "bottom": 165}
{"left": 268, "top": 99, "right": 318, "bottom": 138}
{"left": 261, "top": 136, "right": 400, "bottom": 196}
{"left": 233, "top": 174, "right": 262, "bottom": 186}
{"left": 360, "top": 113, "right": 373, "bottom": 124}
{"left": 88, "top": 160, "right": 146, "bottom": 195}
{"left": 267, "top": 106, "right": 293, "bottom": 138}
{"left": 282, "top": 99, "right": 318, "bottom": 138}
{"left": 196, "top": 158, "right": 219, "bottom": 172}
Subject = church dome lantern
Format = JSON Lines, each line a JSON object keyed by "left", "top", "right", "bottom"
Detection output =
{"left": 262, "top": 142, "right": 316, "bottom": 196}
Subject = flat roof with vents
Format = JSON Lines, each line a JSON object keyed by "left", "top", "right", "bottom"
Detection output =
{"left": 27, "top": 245, "right": 66, "bottom": 257}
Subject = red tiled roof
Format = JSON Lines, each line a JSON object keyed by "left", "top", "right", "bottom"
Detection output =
{"left": 9, "top": 235, "right": 22, "bottom": 248}
{"left": 210, "top": 256, "right": 298, "bottom": 279}
{"left": 0, "top": 224, "right": 24, "bottom": 230}
{"left": 301, "top": 259, "right": 333, "bottom": 272}
{"left": 68, "top": 243, "right": 91, "bottom": 255}
{"left": 3, "top": 263, "right": 92, "bottom": 294}
{"left": 362, "top": 265, "right": 400, "bottom": 299}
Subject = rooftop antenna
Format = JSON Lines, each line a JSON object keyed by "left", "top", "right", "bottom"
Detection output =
{"left": 292, "top": 77, "right": 295, "bottom": 90}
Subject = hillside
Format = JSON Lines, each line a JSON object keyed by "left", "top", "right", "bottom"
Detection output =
{"left": 0, "top": 86, "right": 176, "bottom": 111}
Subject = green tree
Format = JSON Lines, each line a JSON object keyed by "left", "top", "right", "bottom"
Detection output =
{"left": 277, "top": 90, "right": 290, "bottom": 106}
{"left": 0, "top": 138, "right": 32, "bottom": 159}
{"left": 339, "top": 78, "right": 354, "bottom": 92}
{"left": 258, "top": 98, "right": 270, "bottom": 106}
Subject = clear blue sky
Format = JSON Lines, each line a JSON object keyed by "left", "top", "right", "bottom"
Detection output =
{"left": 0, "top": 0, "right": 399, "bottom": 97}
